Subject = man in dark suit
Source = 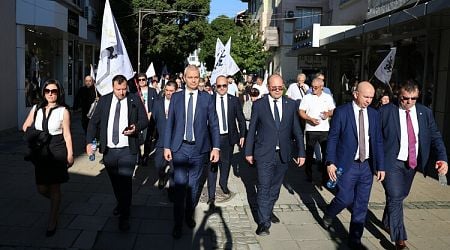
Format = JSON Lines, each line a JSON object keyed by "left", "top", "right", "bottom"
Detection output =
{"left": 136, "top": 72, "right": 158, "bottom": 165}
{"left": 86, "top": 75, "right": 148, "bottom": 231}
{"left": 151, "top": 81, "right": 177, "bottom": 190}
{"left": 323, "top": 81, "right": 385, "bottom": 249}
{"left": 164, "top": 65, "right": 220, "bottom": 239}
{"left": 379, "top": 80, "right": 448, "bottom": 249}
{"left": 207, "top": 75, "right": 246, "bottom": 209}
{"left": 245, "top": 74, "right": 306, "bottom": 236}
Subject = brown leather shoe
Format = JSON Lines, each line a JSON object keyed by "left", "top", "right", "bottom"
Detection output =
{"left": 395, "top": 240, "right": 409, "bottom": 250}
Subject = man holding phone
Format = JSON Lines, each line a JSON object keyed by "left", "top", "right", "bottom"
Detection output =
{"left": 86, "top": 75, "right": 148, "bottom": 231}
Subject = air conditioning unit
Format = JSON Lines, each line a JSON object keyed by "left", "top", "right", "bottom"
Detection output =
{"left": 286, "top": 10, "right": 295, "bottom": 19}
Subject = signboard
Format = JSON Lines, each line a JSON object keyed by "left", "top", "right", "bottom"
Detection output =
{"left": 367, "top": 0, "right": 415, "bottom": 19}
{"left": 298, "top": 56, "right": 328, "bottom": 68}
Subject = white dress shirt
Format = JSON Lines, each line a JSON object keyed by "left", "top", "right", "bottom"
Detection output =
{"left": 352, "top": 101, "right": 369, "bottom": 161}
{"left": 107, "top": 95, "right": 129, "bottom": 148}
{"left": 268, "top": 95, "right": 283, "bottom": 122}
{"left": 184, "top": 89, "right": 198, "bottom": 141}
{"left": 397, "top": 105, "right": 419, "bottom": 161}
{"left": 216, "top": 94, "right": 229, "bottom": 134}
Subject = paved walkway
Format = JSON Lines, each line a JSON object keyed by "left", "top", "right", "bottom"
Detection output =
{"left": 0, "top": 112, "right": 449, "bottom": 249}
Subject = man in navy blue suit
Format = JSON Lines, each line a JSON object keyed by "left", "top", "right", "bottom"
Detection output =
{"left": 380, "top": 80, "right": 448, "bottom": 249}
{"left": 86, "top": 75, "right": 148, "bottom": 231}
{"left": 164, "top": 65, "right": 220, "bottom": 239}
{"left": 245, "top": 74, "right": 306, "bottom": 236}
{"left": 323, "top": 81, "right": 385, "bottom": 249}
{"left": 207, "top": 75, "right": 246, "bottom": 209}
{"left": 151, "top": 81, "right": 177, "bottom": 190}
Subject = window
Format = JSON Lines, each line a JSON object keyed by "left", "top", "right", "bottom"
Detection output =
{"left": 295, "top": 7, "right": 321, "bottom": 30}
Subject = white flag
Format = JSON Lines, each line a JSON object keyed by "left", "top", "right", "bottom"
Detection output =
{"left": 262, "top": 69, "right": 268, "bottom": 87}
{"left": 145, "top": 62, "right": 156, "bottom": 78}
{"left": 210, "top": 37, "right": 240, "bottom": 85}
{"left": 95, "top": 0, "right": 134, "bottom": 95}
{"left": 374, "top": 47, "right": 396, "bottom": 84}
{"left": 90, "top": 64, "right": 96, "bottom": 81}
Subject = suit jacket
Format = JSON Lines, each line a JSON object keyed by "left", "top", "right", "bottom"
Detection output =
{"left": 245, "top": 95, "right": 305, "bottom": 163}
{"left": 164, "top": 90, "right": 220, "bottom": 154}
{"left": 379, "top": 103, "right": 447, "bottom": 175}
{"left": 213, "top": 93, "right": 246, "bottom": 145}
{"left": 152, "top": 96, "right": 168, "bottom": 148}
{"left": 86, "top": 92, "right": 148, "bottom": 154}
{"left": 326, "top": 102, "right": 384, "bottom": 174}
{"left": 143, "top": 87, "right": 158, "bottom": 114}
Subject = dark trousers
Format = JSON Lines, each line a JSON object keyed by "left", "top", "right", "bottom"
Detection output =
{"left": 143, "top": 119, "right": 156, "bottom": 156}
{"left": 305, "top": 131, "right": 328, "bottom": 181}
{"left": 256, "top": 151, "right": 288, "bottom": 228}
{"left": 326, "top": 160, "right": 373, "bottom": 245}
{"left": 382, "top": 160, "right": 416, "bottom": 242}
{"left": 81, "top": 115, "right": 89, "bottom": 133}
{"left": 103, "top": 147, "right": 136, "bottom": 219}
{"left": 207, "top": 135, "right": 233, "bottom": 200}
{"left": 154, "top": 147, "right": 173, "bottom": 185}
{"left": 172, "top": 143, "right": 205, "bottom": 227}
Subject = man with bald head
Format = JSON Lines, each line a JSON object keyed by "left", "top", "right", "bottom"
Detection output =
{"left": 74, "top": 75, "right": 98, "bottom": 133}
{"left": 323, "top": 81, "right": 385, "bottom": 249}
{"left": 245, "top": 74, "right": 306, "bottom": 236}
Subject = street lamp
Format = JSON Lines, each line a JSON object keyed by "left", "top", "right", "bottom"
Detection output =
{"left": 137, "top": 9, "right": 155, "bottom": 73}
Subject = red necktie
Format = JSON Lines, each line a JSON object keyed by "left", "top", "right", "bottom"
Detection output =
{"left": 406, "top": 110, "right": 417, "bottom": 169}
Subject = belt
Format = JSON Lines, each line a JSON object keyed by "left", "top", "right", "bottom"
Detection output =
{"left": 220, "top": 133, "right": 228, "bottom": 136}
{"left": 182, "top": 140, "right": 195, "bottom": 145}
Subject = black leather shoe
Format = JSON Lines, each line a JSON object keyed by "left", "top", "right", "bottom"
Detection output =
{"left": 172, "top": 226, "right": 182, "bottom": 239}
{"left": 185, "top": 217, "right": 196, "bottom": 228}
{"left": 270, "top": 213, "right": 280, "bottom": 224}
{"left": 113, "top": 205, "right": 120, "bottom": 216}
{"left": 255, "top": 224, "right": 270, "bottom": 236}
{"left": 118, "top": 218, "right": 130, "bottom": 231}
{"left": 322, "top": 215, "right": 333, "bottom": 230}
{"left": 207, "top": 198, "right": 216, "bottom": 211}
{"left": 45, "top": 226, "right": 57, "bottom": 237}
{"left": 220, "top": 184, "right": 231, "bottom": 195}
{"left": 284, "top": 183, "right": 295, "bottom": 195}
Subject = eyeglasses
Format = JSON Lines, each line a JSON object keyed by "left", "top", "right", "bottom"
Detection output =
{"left": 401, "top": 96, "right": 418, "bottom": 101}
{"left": 269, "top": 86, "right": 283, "bottom": 91}
{"left": 311, "top": 86, "right": 322, "bottom": 90}
{"left": 138, "top": 78, "right": 146, "bottom": 82}
{"left": 44, "top": 89, "right": 58, "bottom": 95}
{"left": 216, "top": 84, "right": 228, "bottom": 89}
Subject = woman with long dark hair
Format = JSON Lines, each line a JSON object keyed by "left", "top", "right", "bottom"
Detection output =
{"left": 22, "top": 79, "right": 74, "bottom": 237}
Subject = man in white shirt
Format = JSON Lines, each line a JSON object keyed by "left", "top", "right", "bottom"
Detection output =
{"left": 299, "top": 77, "right": 335, "bottom": 184}
{"left": 226, "top": 75, "right": 239, "bottom": 97}
{"left": 286, "top": 73, "right": 309, "bottom": 102}
{"left": 252, "top": 76, "right": 268, "bottom": 99}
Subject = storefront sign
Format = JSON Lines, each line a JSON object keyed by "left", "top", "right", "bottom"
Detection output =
{"left": 68, "top": 10, "right": 79, "bottom": 35}
{"left": 298, "top": 56, "right": 328, "bottom": 68}
{"left": 367, "top": 0, "right": 414, "bottom": 19}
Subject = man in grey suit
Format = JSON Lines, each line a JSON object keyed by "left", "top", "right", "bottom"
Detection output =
{"left": 245, "top": 74, "right": 306, "bottom": 236}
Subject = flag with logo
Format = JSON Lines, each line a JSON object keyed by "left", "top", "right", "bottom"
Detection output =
{"left": 145, "top": 62, "right": 156, "bottom": 78}
{"left": 210, "top": 37, "right": 240, "bottom": 85}
{"left": 90, "top": 64, "right": 96, "bottom": 81}
{"left": 95, "top": 0, "right": 134, "bottom": 95}
{"left": 374, "top": 47, "right": 396, "bottom": 84}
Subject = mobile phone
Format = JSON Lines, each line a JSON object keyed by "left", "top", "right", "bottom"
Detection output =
{"left": 122, "top": 126, "right": 131, "bottom": 133}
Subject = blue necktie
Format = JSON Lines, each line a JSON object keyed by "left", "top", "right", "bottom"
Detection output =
{"left": 112, "top": 99, "right": 121, "bottom": 145}
{"left": 221, "top": 96, "right": 227, "bottom": 131}
{"left": 274, "top": 99, "right": 280, "bottom": 130}
{"left": 186, "top": 92, "right": 194, "bottom": 141}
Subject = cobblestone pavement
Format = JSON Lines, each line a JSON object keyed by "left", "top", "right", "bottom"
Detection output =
{"left": 0, "top": 112, "right": 449, "bottom": 249}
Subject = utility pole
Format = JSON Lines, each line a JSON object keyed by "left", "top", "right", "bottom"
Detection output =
{"left": 137, "top": 9, "right": 155, "bottom": 73}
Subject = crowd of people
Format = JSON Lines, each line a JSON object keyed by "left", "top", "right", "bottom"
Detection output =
{"left": 22, "top": 65, "right": 448, "bottom": 250}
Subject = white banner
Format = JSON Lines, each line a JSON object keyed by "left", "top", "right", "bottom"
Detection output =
{"left": 95, "top": 0, "right": 134, "bottom": 95}
{"left": 210, "top": 37, "right": 240, "bottom": 85}
{"left": 374, "top": 47, "right": 396, "bottom": 85}
{"left": 145, "top": 62, "right": 156, "bottom": 78}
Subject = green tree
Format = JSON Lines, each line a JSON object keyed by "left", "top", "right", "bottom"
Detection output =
{"left": 130, "top": 0, "right": 210, "bottom": 73}
{"left": 199, "top": 16, "right": 269, "bottom": 75}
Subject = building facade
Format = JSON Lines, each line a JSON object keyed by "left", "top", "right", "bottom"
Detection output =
{"left": 0, "top": 0, "right": 101, "bottom": 131}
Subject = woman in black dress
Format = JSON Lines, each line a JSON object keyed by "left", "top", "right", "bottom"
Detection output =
{"left": 22, "top": 79, "right": 74, "bottom": 237}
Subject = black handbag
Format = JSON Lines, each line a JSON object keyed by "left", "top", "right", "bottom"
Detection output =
{"left": 24, "top": 107, "right": 53, "bottom": 161}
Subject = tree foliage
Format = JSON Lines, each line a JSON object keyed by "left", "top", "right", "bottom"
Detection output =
{"left": 109, "top": 0, "right": 210, "bottom": 74}
{"left": 199, "top": 17, "right": 270, "bottom": 74}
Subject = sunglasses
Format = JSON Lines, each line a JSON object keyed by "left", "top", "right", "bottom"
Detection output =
{"left": 270, "top": 86, "right": 283, "bottom": 91}
{"left": 216, "top": 84, "right": 227, "bottom": 89}
{"left": 401, "top": 96, "right": 418, "bottom": 101}
{"left": 44, "top": 89, "right": 58, "bottom": 95}
{"left": 138, "top": 78, "right": 146, "bottom": 82}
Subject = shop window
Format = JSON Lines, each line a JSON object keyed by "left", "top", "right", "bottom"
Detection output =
{"left": 295, "top": 7, "right": 321, "bottom": 30}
